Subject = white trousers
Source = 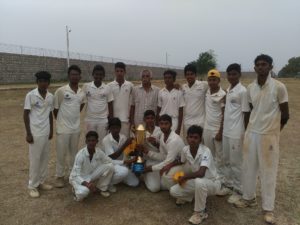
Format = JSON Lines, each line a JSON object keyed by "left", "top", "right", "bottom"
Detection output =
{"left": 242, "top": 131, "right": 280, "bottom": 211}
{"left": 222, "top": 135, "right": 243, "bottom": 193}
{"left": 144, "top": 160, "right": 164, "bottom": 192}
{"left": 111, "top": 161, "right": 139, "bottom": 187}
{"left": 170, "top": 178, "right": 221, "bottom": 212}
{"left": 203, "top": 129, "right": 225, "bottom": 182}
{"left": 121, "top": 122, "right": 130, "bottom": 138}
{"left": 171, "top": 117, "right": 178, "bottom": 132}
{"left": 70, "top": 163, "right": 114, "bottom": 201}
{"left": 28, "top": 135, "right": 50, "bottom": 189}
{"left": 85, "top": 121, "right": 108, "bottom": 144}
{"left": 56, "top": 132, "right": 80, "bottom": 177}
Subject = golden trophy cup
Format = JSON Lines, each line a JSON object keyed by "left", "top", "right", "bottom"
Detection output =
{"left": 132, "top": 124, "right": 145, "bottom": 174}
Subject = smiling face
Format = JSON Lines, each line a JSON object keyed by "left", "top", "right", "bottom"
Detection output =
{"left": 185, "top": 70, "right": 196, "bottom": 86}
{"left": 227, "top": 70, "right": 240, "bottom": 86}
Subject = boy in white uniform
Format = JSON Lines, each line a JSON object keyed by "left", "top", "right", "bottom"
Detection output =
{"left": 54, "top": 65, "right": 85, "bottom": 188}
{"left": 23, "top": 71, "right": 54, "bottom": 198}
{"left": 83, "top": 64, "right": 113, "bottom": 142}
{"left": 143, "top": 114, "right": 185, "bottom": 190}
{"left": 157, "top": 70, "right": 185, "bottom": 135}
{"left": 223, "top": 63, "right": 250, "bottom": 203}
{"left": 69, "top": 131, "right": 114, "bottom": 201}
{"left": 168, "top": 125, "right": 222, "bottom": 224}
{"left": 234, "top": 55, "right": 289, "bottom": 224}
{"left": 102, "top": 117, "right": 139, "bottom": 190}
{"left": 107, "top": 62, "right": 133, "bottom": 138}
{"left": 203, "top": 69, "right": 227, "bottom": 186}
{"left": 182, "top": 64, "right": 208, "bottom": 142}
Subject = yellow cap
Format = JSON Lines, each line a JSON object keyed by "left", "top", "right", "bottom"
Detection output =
{"left": 207, "top": 69, "right": 221, "bottom": 78}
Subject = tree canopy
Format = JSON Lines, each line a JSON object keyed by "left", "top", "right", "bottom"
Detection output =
{"left": 189, "top": 50, "right": 217, "bottom": 75}
{"left": 279, "top": 56, "right": 300, "bottom": 77}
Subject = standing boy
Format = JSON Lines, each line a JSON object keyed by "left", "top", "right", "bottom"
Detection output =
{"left": 182, "top": 64, "right": 208, "bottom": 141}
{"left": 108, "top": 62, "right": 133, "bottom": 137}
{"left": 69, "top": 131, "right": 114, "bottom": 201}
{"left": 234, "top": 54, "right": 289, "bottom": 224}
{"left": 157, "top": 70, "right": 185, "bottom": 134}
{"left": 54, "top": 65, "right": 85, "bottom": 188}
{"left": 223, "top": 63, "right": 250, "bottom": 203}
{"left": 23, "top": 71, "right": 54, "bottom": 198}
{"left": 83, "top": 64, "right": 113, "bottom": 141}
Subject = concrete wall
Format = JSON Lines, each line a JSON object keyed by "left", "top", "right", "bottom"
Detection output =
{"left": 0, "top": 52, "right": 184, "bottom": 84}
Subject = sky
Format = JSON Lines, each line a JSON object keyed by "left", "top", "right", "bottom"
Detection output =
{"left": 0, "top": 0, "right": 300, "bottom": 72}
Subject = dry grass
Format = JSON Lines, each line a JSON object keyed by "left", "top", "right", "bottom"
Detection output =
{"left": 0, "top": 78, "right": 299, "bottom": 225}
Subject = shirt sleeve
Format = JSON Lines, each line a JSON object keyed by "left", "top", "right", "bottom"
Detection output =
{"left": 102, "top": 138, "right": 115, "bottom": 156}
{"left": 241, "top": 89, "right": 250, "bottom": 112}
{"left": 54, "top": 88, "right": 63, "bottom": 109}
{"left": 70, "top": 152, "right": 85, "bottom": 184}
{"left": 107, "top": 86, "right": 114, "bottom": 103}
{"left": 179, "top": 90, "right": 185, "bottom": 107}
{"left": 157, "top": 91, "right": 162, "bottom": 107}
{"left": 180, "top": 149, "right": 187, "bottom": 163}
{"left": 247, "top": 85, "right": 252, "bottom": 104}
{"left": 24, "top": 93, "right": 32, "bottom": 110}
{"left": 200, "top": 149, "right": 212, "bottom": 168}
{"left": 97, "top": 150, "right": 113, "bottom": 164}
{"left": 277, "top": 82, "right": 288, "bottom": 104}
{"left": 131, "top": 87, "right": 136, "bottom": 106}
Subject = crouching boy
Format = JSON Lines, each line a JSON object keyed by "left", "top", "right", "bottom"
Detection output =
{"left": 69, "top": 131, "right": 114, "bottom": 201}
{"left": 169, "top": 125, "right": 222, "bottom": 224}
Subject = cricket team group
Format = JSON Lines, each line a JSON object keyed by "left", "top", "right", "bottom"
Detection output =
{"left": 23, "top": 53, "right": 289, "bottom": 224}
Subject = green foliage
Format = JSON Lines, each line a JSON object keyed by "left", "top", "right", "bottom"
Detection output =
{"left": 189, "top": 50, "right": 217, "bottom": 75}
{"left": 279, "top": 57, "right": 300, "bottom": 77}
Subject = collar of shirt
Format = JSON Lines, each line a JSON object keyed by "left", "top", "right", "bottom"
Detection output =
{"left": 208, "top": 87, "right": 224, "bottom": 97}
{"left": 91, "top": 82, "right": 105, "bottom": 89}
{"left": 109, "top": 133, "right": 120, "bottom": 144}
{"left": 163, "top": 130, "right": 176, "bottom": 144}
{"left": 67, "top": 84, "right": 82, "bottom": 94}
{"left": 254, "top": 73, "right": 272, "bottom": 89}
{"left": 184, "top": 144, "right": 204, "bottom": 162}
{"left": 161, "top": 87, "right": 177, "bottom": 93}
{"left": 33, "top": 88, "right": 51, "bottom": 100}
{"left": 227, "top": 82, "right": 242, "bottom": 93}
{"left": 112, "top": 80, "right": 130, "bottom": 87}
{"left": 138, "top": 84, "right": 154, "bottom": 90}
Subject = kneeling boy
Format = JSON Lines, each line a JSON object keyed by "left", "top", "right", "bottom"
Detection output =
{"left": 69, "top": 131, "right": 114, "bottom": 201}
{"left": 169, "top": 125, "right": 222, "bottom": 224}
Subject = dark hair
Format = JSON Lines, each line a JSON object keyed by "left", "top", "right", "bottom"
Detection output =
{"left": 226, "top": 63, "right": 241, "bottom": 74}
{"left": 254, "top": 54, "right": 273, "bottom": 66}
{"left": 108, "top": 117, "right": 121, "bottom": 129}
{"left": 163, "top": 69, "right": 177, "bottom": 80}
{"left": 144, "top": 110, "right": 156, "bottom": 118}
{"left": 68, "top": 65, "right": 81, "bottom": 75}
{"left": 187, "top": 125, "right": 203, "bottom": 137}
{"left": 93, "top": 64, "right": 105, "bottom": 75}
{"left": 86, "top": 131, "right": 98, "bottom": 139}
{"left": 158, "top": 114, "right": 172, "bottom": 124}
{"left": 184, "top": 64, "right": 197, "bottom": 75}
{"left": 35, "top": 71, "right": 51, "bottom": 82}
{"left": 115, "top": 62, "right": 126, "bottom": 70}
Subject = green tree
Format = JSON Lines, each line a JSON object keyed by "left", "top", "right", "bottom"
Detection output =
{"left": 279, "top": 56, "right": 300, "bottom": 77}
{"left": 189, "top": 50, "right": 217, "bottom": 75}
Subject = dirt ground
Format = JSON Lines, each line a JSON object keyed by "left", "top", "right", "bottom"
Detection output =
{"left": 0, "top": 78, "right": 299, "bottom": 225}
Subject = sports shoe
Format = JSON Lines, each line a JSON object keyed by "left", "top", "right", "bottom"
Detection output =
{"left": 188, "top": 211, "right": 208, "bottom": 224}
{"left": 54, "top": 177, "right": 65, "bottom": 188}
{"left": 108, "top": 185, "right": 117, "bottom": 193}
{"left": 39, "top": 183, "right": 53, "bottom": 191}
{"left": 234, "top": 198, "right": 257, "bottom": 208}
{"left": 29, "top": 188, "right": 40, "bottom": 198}
{"left": 264, "top": 211, "right": 275, "bottom": 224}
{"left": 175, "top": 198, "right": 187, "bottom": 206}
{"left": 216, "top": 186, "right": 231, "bottom": 196}
{"left": 100, "top": 191, "right": 110, "bottom": 198}
{"left": 227, "top": 193, "right": 242, "bottom": 204}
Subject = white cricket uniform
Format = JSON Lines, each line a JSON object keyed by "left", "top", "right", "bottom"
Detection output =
{"left": 24, "top": 88, "right": 54, "bottom": 189}
{"left": 157, "top": 88, "right": 185, "bottom": 131}
{"left": 222, "top": 82, "right": 250, "bottom": 192}
{"left": 131, "top": 84, "right": 160, "bottom": 126}
{"left": 203, "top": 88, "right": 226, "bottom": 181}
{"left": 108, "top": 80, "right": 133, "bottom": 138}
{"left": 69, "top": 147, "right": 114, "bottom": 201}
{"left": 102, "top": 133, "right": 139, "bottom": 187}
{"left": 242, "top": 74, "right": 288, "bottom": 211}
{"left": 170, "top": 145, "right": 221, "bottom": 212}
{"left": 182, "top": 80, "right": 208, "bottom": 141}
{"left": 143, "top": 126, "right": 162, "bottom": 192}
{"left": 54, "top": 84, "right": 85, "bottom": 177}
{"left": 83, "top": 82, "right": 114, "bottom": 142}
{"left": 150, "top": 131, "right": 185, "bottom": 190}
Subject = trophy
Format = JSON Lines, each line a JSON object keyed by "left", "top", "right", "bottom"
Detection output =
{"left": 131, "top": 124, "right": 145, "bottom": 174}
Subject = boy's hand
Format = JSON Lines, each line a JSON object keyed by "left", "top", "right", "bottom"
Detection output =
{"left": 143, "top": 166, "right": 152, "bottom": 173}
{"left": 147, "top": 137, "right": 156, "bottom": 145}
{"left": 26, "top": 134, "right": 34, "bottom": 143}
{"left": 178, "top": 176, "right": 187, "bottom": 186}
{"left": 160, "top": 164, "right": 173, "bottom": 176}
{"left": 48, "top": 132, "right": 53, "bottom": 140}
{"left": 124, "top": 137, "right": 134, "bottom": 147}
{"left": 175, "top": 128, "right": 181, "bottom": 135}
{"left": 215, "top": 132, "right": 222, "bottom": 141}
{"left": 124, "top": 156, "right": 137, "bottom": 166}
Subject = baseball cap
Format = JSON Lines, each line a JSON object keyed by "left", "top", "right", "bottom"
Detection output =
{"left": 207, "top": 69, "right": 221, "bottom": 78}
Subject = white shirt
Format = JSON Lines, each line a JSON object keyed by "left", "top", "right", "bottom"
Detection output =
{"left": 83, "top": 82, "right": 113, "bottom": 122}
{"left": 247, "top": 74, "right": 288, "bottom": 134}
{"left": 54, "top": 84, "right": 85, "bottom": 134}
{"left": 144, "top": 126, "right": 162, "bottom": 156}
{"left": 108, "top": 80, "right": 133, "bottom": 122}
{"left": 102, "top": 133, "right": 127, "bottom": 162}
{"left": 132, "top": 84, "right": 160, "bottom": 126}
{"left": 182, "top": 80, "right": 208, "bottom": 126}
{"left": 151, "top": 131, "right": 185, "bottom": 171}
{"left": 24, "top": 88, "right": 54, "bottom": 136}
{"left": 204, "top": 88, "right": 226, "bottom": 132}
{"left": 158, "top": 88, "right": 185, "bottom": 118}
{"left": 69, "top": 147, "right": 112, "bottom": 184}
{"left": 181, "top": 144, "right": 218, "bottom": 180}
{"left": 223, "top": 83, "right": 250, "bottom": 139}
